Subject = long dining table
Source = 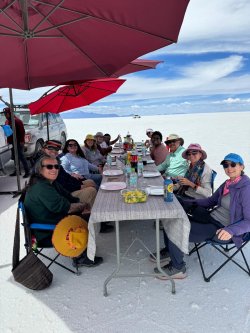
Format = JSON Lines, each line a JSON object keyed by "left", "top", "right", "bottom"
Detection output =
{"left": 87, "top": 148, "right": 191, "bottom": 296}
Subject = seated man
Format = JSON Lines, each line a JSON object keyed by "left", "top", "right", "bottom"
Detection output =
{"left": 103, "top": 133, "right": 120, "bottom": 147}
{"left": 24, "top": 155, "right": 103, "bottom": 267}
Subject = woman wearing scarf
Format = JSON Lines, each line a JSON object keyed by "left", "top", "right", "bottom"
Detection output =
{"left": 175, "top": 143, "right": 213, "bottom": 200}
{"left": 154, "top": 153, "right": 250, "bottom": 280}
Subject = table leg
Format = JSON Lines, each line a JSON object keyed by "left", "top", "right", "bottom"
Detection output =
{"left": 103, "top": 220, "right": 121, "bottom": 296}
{"left": 155, "top": 218, "right": 176, "bottom": 294}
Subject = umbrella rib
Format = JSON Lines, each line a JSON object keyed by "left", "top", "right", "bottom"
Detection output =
{"left": 0, "top": 0, "right": 25, "bottom": 33}
{"left": 32, "top": 0, "right": 175, "bottom": 43}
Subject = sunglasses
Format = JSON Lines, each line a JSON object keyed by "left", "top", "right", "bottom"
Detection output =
{"left": 222, "top": 162, "right": 237, "bottom": 169}
{"left": 42, "top": 164, "right": 60, "bottom": 170}
{"left": 187, "top": 151, "right": 199, "bottom": 156}
{"left": 68, "top": 143, "right": 77, "bottom": 147}
{"left": 166, "top": 139, "right": 178, "bottom": 145}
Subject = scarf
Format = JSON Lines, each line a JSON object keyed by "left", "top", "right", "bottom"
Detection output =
{"left": 223, "top": 176, "right": 241, "bottom": 196}
{"left": 177, "top": 159, "right": 205, "bottom": 196}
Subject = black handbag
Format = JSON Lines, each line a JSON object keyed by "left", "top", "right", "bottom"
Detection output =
{"left": 12, "top": 206, "right": 53, "bottom": 290}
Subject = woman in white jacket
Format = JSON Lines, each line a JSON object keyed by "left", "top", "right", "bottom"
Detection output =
{"left": 174, "top": 143, "right": 213, "bottom": 200}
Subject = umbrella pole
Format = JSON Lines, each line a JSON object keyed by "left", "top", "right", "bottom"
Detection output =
{"left": 46, "top": 113, "right": 50, "bottom": 140}
{"left": 9, "top": 88, "right": 21, "bottom": 193}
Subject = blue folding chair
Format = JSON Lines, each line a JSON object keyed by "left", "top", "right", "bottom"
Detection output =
{"left": 19, "top": 199, "right": 80, "bottom": 275}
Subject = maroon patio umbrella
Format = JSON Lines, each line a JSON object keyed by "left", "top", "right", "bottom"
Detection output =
{"left": 29, "top": 78, "right": 125, "bottom": 115}
{"left": 0, "top": 0, "right": 189, "bottom": 90}
{"left": 113, "top": 59, "right": 163, "bottom": 77}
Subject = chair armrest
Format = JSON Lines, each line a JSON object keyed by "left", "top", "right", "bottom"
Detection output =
{"left": 29, "top": 223, "right": 56, "bottom": 231}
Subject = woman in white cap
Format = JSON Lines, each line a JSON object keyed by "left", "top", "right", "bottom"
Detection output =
{"left": 175, "top": 143, "right": 213, "bottom": 200}
{"left": 145, "top": 128, "right": 154, "bottom": 148}
{"left": 155, "top": 153, "right": 250, "bottom": 280}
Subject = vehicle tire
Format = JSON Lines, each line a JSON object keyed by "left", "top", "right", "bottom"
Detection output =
{"left": 34, "top": 140, "right": 44, "bottom": 158}
{"left": 60, "top": 132, "right": 66, "bottom": 148}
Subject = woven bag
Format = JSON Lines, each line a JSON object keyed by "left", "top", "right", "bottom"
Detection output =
{"left": 12, "top": 205, "right": 53, "bottom": 290}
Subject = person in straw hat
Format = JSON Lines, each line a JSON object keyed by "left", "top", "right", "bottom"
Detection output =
{"left": 82, "top": 134, "right": 106, "bottom": 167}
{"left": 24, "top": 155, "right": 103, "bottom": 267}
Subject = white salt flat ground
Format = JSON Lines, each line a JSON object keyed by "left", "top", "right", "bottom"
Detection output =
{"left": 1, "top": 112, "right": 250, "bottom": 333}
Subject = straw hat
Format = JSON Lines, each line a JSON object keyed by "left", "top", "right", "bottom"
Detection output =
{"left": 52, "top": 215, "right": 88, "bottom": 258}
{"left": 85, "top": 134, "right": 96, "bottom": 141}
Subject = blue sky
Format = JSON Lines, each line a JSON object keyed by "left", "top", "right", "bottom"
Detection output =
{"left": 1, "top": 0, "right": 250, "bottom": 116}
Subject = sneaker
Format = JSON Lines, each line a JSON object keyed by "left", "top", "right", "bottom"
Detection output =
{"left": 149, "top": 247, "right": 170, "bottom": 263}
{"left": 72, "top": 255, "right": 103, "bottom": 268}
{"left": 154, "top": 262, "right": 187, "bottom": 280}
{"left": 100, "top": 222, "right": 114, "bottom": 233}
{"left": 23, "top": 172, "right": 30, "bottom": 178}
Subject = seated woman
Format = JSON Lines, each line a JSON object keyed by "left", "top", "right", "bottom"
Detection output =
{"left": 24, "top": 155, "right": 103, "bottom": 267}
{"left": 174, "top": 143, "right": 213, "bottom": 201}
{"left": 150, "top": 131, "right": 169, "bottom": 166}
{"left": 82, "top": 134, "right": 106, "bottom": 167}
{"left": 61, "top": 139, "right": 102, "bottom": 188}
{"left": 154, "top": 153, "right": 250, "bottom": 279}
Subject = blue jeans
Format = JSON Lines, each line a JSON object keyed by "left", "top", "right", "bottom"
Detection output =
{"left": 163, "top": 208, "right": 224, "bottom": 269}
{"left": 84, "top": 173, "right": 102, "bottom": 188}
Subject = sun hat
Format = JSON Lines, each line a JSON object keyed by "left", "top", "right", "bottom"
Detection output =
{"left": 95, "top": 131, "right": 104, "bottom": 137}
{"left": 52, "top": 215, "right": 88, "bottom": 258}
{"left": 182, "top": 143, "right": 207, "bottom": 160}
{"left": 220, "top": 153, "right": 244, "bottom": 165}
{"left": 43, "top": 140, "right": 62, "bottom": 151}
{"left": 85, "top": 134, "right": 96, "bottom": 141}
{"left": 165, "top": 134, "right": 184, "bottom": 145}
{"left": 146, "top": 128, "right": 153, "bottom": 133}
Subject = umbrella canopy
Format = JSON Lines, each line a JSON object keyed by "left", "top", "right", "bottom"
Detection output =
{"left": 29, "top": 78, "right": 125, "bottom": 114}
{"left": 113, "top": 59, "right": 162, "bottom": 77}
{"left": 0, "top": 0, "right": 189, "bottom": 90}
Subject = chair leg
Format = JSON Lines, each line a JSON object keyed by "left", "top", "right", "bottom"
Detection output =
{"left": 34, "top": 248, "right": 80, "bottom": 275}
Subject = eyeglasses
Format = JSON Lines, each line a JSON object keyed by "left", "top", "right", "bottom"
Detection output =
{"left": 166, "top": 139, "right": 177, "bottom": 145}
{"left": 68, "top": 143, "right": 77, "bottom": 147}
{"left": 222, "top": 162, "right": 237, "bottom": 169}
{"left": 41, "top": 164, "right": 60, "bottom": 170}
{"left": 186, "top": 151, "right": 199, "bottom": 156}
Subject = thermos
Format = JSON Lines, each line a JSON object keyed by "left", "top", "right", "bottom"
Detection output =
{"left": 164, "top": 177, "right": 173, "bottom": 202}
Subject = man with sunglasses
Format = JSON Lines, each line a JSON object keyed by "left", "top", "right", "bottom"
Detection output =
{"left": 157, "top": 134, "right": 188, "bottom": 178}
{"left": 39, "top": 140, "right": 97, "bottom": 208}
{"left": 155, "top": 153, "right": 250, "bottom": 280}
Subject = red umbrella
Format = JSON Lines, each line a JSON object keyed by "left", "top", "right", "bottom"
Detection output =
{"left": 0, "top": 0, "right": 189, "bottom": 90}
{"left": 113, "top": 59, "right": 162, "bottom": 77}
{"left": 29, "top": 78, "right": 125, "bottom": 115}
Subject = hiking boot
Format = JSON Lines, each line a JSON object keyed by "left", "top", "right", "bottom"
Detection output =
{"left": 72, "top": 255, "right": 103, "bottom": 268}
{"left": 100, "top": 222, "right": 114, "bottom": 233}
{"left": 149, "top": 247, "right": 170, "bottom": 264}
{"left": 154, "top": 262, "right": 187, "bottom": 280}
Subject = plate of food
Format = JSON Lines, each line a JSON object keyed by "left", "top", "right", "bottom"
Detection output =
{"left": 143, "top": 171, "right": 161, "bottom": 178}
{"left": 103, "top": 169, "right": 123, "bottom": 176}
{"left": 101, "top": 182, "right": 126, "bottom": 191}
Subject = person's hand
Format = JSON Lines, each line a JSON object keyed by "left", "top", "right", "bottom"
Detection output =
{"left": 178, "top": 177, "right": 194, "bottom": 188}
{"left": 216, "top": 228, "right": 232, "bottom": 241}
{"left": 68, "top": 202, "right": 86, "bottom": 214}
{"left": 71, "top": 173, "right": 83, "bottom": 180}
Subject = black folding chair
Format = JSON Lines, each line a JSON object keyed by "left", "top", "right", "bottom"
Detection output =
{"left": 18, "top": 199, "right": 80, "bottom": 275}
{"left": 190, "top": 233, "right": 250, "bottom": 282}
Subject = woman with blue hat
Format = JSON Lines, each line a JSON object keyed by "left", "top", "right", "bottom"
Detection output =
{"left": 155, "top": 153, "right": 250, "bottom": 280}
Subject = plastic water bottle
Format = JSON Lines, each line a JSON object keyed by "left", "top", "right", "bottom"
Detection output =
{"left": 164, "top": 177, "right": 173, "bottom": 202}
{"left": 129, "top": 168, "right": 138, "bottom": 189}
{"left": 137, "top": 159, "right": 143, "bottom": 177}
{"left": 107, "top": 154, "right": 112, "bottom": 168}
{"left": 125, "top": 163, "right": 131, "bottom": 187}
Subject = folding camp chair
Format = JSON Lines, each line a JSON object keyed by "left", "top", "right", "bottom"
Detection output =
{"left": 18, "top": 199, "right": 80, "bottom": 275}
{"left": 189, "top": 233, "right": 250, "bottom": 282}
{"left": 210, "top": 169, "right": 217, "bottom": 194}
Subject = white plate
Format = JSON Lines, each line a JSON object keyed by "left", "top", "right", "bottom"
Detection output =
{"left": 147, "top": 187, "right": 164, "bottom": 195}
{"left": 146, "top": 159, "right": 154, "bottom": 164}
{"left": 103, "top": 169, "right": 123, "bottom": 176}
{"left": 100, "top": 182, "right": 126, "bottom": 191}
{"left": 112, "top": 149, "right": 123, "bottom": 154}
{"left": 111, "top": 162, "right": 117, "bottom": 166}
{"left": 143, "top": 171, "right": 161, "bottom": 178}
